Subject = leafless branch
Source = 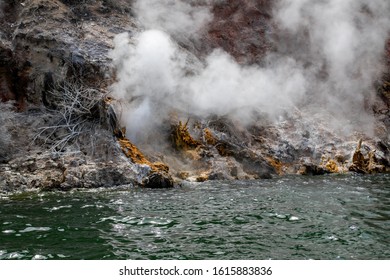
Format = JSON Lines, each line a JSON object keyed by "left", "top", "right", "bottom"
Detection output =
{"left": 33, "top": 81, "right": 106, "bottom": 156}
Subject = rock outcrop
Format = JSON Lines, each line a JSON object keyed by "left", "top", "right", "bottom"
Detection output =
{"left": 0, "top": 0, "right": 174, "bottom": 191}
{"left": 0, "top": 0, "right": 389, "bottom": 192}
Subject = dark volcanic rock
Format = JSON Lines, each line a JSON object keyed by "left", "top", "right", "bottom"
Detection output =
{"left": 0, "top": 0, "right": 389, "bottom": 192}
{"left": 204, "top": 0, "right": 274, "bottom": 64}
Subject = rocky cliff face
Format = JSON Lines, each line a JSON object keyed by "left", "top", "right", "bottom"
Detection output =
{"left": 0, "top": 0, "right": 389, "bottom": 192}
{"left": 203, "top": 0, "right": 274, "bottom": 64}
{"left": 0, "top": 0, "right": 173, "bottom": 191}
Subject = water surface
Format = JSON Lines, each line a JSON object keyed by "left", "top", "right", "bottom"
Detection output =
{"left": 0, "top": 174, "right": 389, "bottom": 259}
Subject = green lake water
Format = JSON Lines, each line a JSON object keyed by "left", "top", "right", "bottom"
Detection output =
{"left": 0, "top": 174, "right": 389, "bottom": 260}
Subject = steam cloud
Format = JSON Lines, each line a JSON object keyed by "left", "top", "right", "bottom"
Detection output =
{"left": 133, "top": 0, "right": 212, "bottom": 40}
{"left": 275, "top": 0, "right": 390, "bottom": 133}
{"left": 111, "top": 0, "right": 390, "bottom": 144}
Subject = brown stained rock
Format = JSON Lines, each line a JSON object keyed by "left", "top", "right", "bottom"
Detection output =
{"left": 117, "top": 136, "right": 173, "bottom": 188}
{"left": 118, "top": 137, "right": 151, "bottom": 166}
{"left": 319, "top": 155, "right": 346, "bottom": 174}
{"left": 266, "top": 156, "right": 284, "bottom": 175}
{"left": 153, "top": 162, "right": 170, "bottom": 173}
{"left": 171, "top": 120, "right": 201, "bottom": 151}
{"left": 196, "top": 172, "right": 209, "bottom": 182}
{"left": 325, "top": 159, "right": 339, "bottom": 173}
{"left": 184, "top": 149, "right": 202, "bottom": 161}
{"left": 366, "top": 150, "right": 386, "bottom": 174}
{"left": 349, "top": 139, "right": 386, "bottom": 174}
{"left": 118, "top": 137, "right": 169, "bottom": 173}
{"left": 349, "top": 139, "right": 366, "bottom": 173}
{"left": 177, "top": 171, "right": 190, "bottom": 180}
{"left": 203, "top": 128, "right": 217, "bottom": 146}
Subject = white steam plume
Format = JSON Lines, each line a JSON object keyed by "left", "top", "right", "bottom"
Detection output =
{"left": 111, "top": 30, "right": 187, "bottom": 143}
{"left": 111, "top": 30, "right": 306, "bottom": 144}
{"left": 275, "top": 0, "right": 390, "bottom": 133}
{"left": 111, "top": 0, "right": 390, "bottom": 145}
{"left": 133, "top": 0, "right": 212, "bottom": 40}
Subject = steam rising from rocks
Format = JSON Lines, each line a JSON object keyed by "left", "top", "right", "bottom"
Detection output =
{"left": 111, "top": 0, "right": 390, "bottom": 144}
{"left": 275, "top": 0, "right": 390, "bottom": 133}
{"left": 133, "top": 0, "right": 212, "bottom": 40}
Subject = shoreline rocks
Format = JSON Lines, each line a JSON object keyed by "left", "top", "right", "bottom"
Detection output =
{"left": 1, "top": 1, "right": 389, "bottom": 192}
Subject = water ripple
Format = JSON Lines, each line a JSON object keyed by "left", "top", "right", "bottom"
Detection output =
{"left": 19, "top": 227, "right": 51, "bottom": 233}
{"left": 0, "top": 174, "right": 389, "bottom": 259}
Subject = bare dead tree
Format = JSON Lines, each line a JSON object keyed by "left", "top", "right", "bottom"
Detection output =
{"left": 33, "top": 81, "right": 106, "bottom": 156}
